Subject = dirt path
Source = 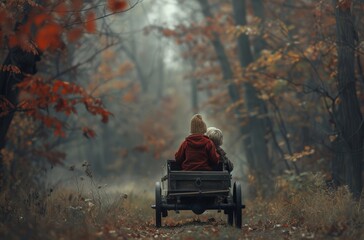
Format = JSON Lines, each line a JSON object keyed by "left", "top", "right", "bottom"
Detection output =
{"left": 111, "top": 194, "right": 322, "bottom": 240}
{"left": 84, "top": 180, "right": 333, "bottom": 240}
{"left": 116, "top": 210, "right": 322, "bottom": 240}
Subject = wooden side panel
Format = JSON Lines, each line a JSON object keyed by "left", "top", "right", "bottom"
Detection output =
{"left": 168, "top": 171, "right": 231, "bottom": 194}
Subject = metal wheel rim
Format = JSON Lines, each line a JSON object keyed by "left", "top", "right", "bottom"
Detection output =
{"left": 155, "top": 182, "right": 162, "bottom": 227}
{"left": 233, "top": 182, "right": 242, "bottom": 228}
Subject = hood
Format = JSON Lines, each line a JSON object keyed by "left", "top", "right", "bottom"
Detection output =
{"left": 185, "top": 134, "right": 211, "bottom": 148}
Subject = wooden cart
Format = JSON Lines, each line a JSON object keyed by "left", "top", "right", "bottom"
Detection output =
{"left": 151, "top": 160, "right": 245, "bottom": 228}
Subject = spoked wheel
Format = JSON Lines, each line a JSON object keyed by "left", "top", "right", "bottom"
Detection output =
{"left": 155, "top": 182, "right": 162, "bottom": 228}
{"left": 233, "top": 182, "right": 242, "bottom": 228}
{"left": 227, "top": 210, "right": 233, "bottom": 226}
{"left": 226, "top": 192, "right": 234, "bottom": 226}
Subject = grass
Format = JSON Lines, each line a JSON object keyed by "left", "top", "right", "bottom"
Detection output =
{"left": 245, "top": 172, "right": 364, "bottom": 239}
{"left": 0, "top": 172, "right": 363, "bottom": 239}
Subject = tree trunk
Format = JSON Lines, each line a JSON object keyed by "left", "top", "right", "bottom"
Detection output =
{"left": 191, "top": 78, "right": 199, "bottom": 113}
{"left": 198, "top": 0, "right": 272, "bottom": 195}
{"left": 198, "top": 0, "right": 240, "bottom": 102}
{"left": 157, "top": 46, "right": 165, "bottom": 100}
{"left": 333, "top": 0, "right": 363, "bottom": 198}
{"left": 197, "top": 0, "right": 252, "bottom": 171}
{"left": 0, "top": 47, "right": 40, "bottom": 191}
{"left": 232, "top": 0, "right": 272, "bottom": 188}
{"left": 120, "top": 45, "right": 148, "bottom": 92}
{"left": 251, "top": 0, "right": 267, "bottom": 57}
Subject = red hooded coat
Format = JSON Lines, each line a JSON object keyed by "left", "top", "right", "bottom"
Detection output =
{"left": 175, "top": 134, "right": 220, "bottom": 171}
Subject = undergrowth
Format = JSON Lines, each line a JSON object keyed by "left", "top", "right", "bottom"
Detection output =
{"left": 1, "top": 170, "right": 363, "bottom": 239}
{"left": 246, "top": 172, "right": 364, "bottom": 239}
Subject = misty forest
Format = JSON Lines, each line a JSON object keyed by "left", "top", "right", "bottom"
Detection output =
{"left": 1, "top": 0, "right": 364, "bottom": 239}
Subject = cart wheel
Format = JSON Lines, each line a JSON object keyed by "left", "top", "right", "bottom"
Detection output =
{"left": 226, "top": 192, "right": 234, "bottom": 226}
{"left": 162, "top": 209, "right": 168, "bottom": 217}
{"left": 233, "top": 182, "right": 242, "bottom": 228}
{"left": 155, "top": 182, "right": 162, "bottom": 228}
{"left": 227, "top": 210, "right": 233, "bottom": 226}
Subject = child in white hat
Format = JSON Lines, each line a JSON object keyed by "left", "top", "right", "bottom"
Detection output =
{"left": 206, "top": 127, "right": 234, "bottom": 172}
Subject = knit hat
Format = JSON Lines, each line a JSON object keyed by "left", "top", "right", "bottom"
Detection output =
{"left": 190, "top": 114, "right": 207, "bottom": 134}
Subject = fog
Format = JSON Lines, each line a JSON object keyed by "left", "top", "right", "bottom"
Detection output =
{"left": 44, "top": 0, "right": 246, "bottom": 196}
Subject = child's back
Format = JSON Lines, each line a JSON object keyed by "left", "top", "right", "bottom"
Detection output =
{"left": 175, "top": 114, "right": 220, "bottom": 171}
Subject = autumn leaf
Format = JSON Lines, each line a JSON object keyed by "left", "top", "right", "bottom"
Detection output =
{"left": 54, "top": 127, "right": 66, "bottom": 138}
{"left": 334, "top": 97, "right": 341, "bottom": 105}
{"left": 54, "top": 3, "right": 68, "bottom": 17}
{"left": 36, "top": 23, "right": 62, "bottom": 50}
{"left": 0, "top": 9, "right": 7, "bottom": 23}
{"left": 107, "top": 0, "right": 127, "bottom": 12}
{"left": 329, "top": 135, "right": 338, "bottom": 142}
{"left": 72, "top": 0, "right": 84, "bottom": 11}
{"left": 122, "top": 92, "right": 136, "bottom": 103}
{"left": 85, "top": 12, "right": 96, "bottom": 33}
{"left": 82, "top": 127, "right": 96, "bottom": 138}
{"left": 8, "top": 34, "right": 18, "bottom": 48}
{"left": 162, "top": 28, "right": 175, "bottom": 37}
{"left": 67, "top": 28, "right": 83, "bottom": 42}
{"left": 33, "top": 13, "right": 49, "bottom": 26}
{"left": 101, "top": 110, "right": 111, "bottom": 123}
{"left": 337, "top": 0, "right": 351, "bottom": 10}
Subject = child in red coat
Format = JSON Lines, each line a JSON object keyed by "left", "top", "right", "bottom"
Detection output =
{"left": 175, "top": 114, "right": 220, "bottom": 171}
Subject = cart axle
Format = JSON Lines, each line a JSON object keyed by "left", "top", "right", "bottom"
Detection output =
{"left": 151, "top": 203, "right": 245, "bottom": 210}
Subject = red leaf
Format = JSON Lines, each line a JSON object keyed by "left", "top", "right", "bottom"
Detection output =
{"left": 67, "top": 28, "right": 83, "bottom": 42}
{"left": 338, "top": 0, "right": 352, "bottom": 10}
{"left": 43, "top": 117, "right": 53, "bottom": 128}
{"left": 54, "top": 122, "right": 65, "bottom": 137}
{"left": 55, "top": 98, "right": 67, "bottom": 112}
{"left": 85, "top": 12, "right": 96, "bottom": 33}
{"left": 8, "top": 35, "right": 18, "bottom": 48}
{"left": 54, "top": 128, "right": 65, "bottom": 137}
{"left": 162, "top": 29, "right": 175, "bottom": 37}
{"left": 82, "top": 127, "right": 96, "bottom": 138}
{"left": 122, "top": 92, "right": 135, "bottom": 103}
{"left": 52, "top": 80, "right": 63, "bottom": 93}
{"left": 101, "top": 110, "right": 111, "bottom": 123}
{"left": 72, "top": 0, "right": 83, "bottom": 11}
{"left": 35, "top": 23, "right": 62, "bottom": 50}
{"left": 33, "top": 13, "right": 49, "bottom": 26}
{"left": 55, "top": 3, "right": 68, "bottom": 17}
{"left": 107, "top": 0, "right": 127, "bottom": 12}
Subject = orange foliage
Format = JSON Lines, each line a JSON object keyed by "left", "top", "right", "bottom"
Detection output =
{"left": 72, "top": 0, "right": 84, "bottom": 11}
{"left": 82, "top": 127, "right": 97, "bottom": 138}
{"left": 85, "top": 12, "right": 97, "bottom": 33}
{"left": 107, "top": 0, "right": 128, "bottom": 12}
{"left": 36, "top": 23, "right": 63, "bottom": 50}
{"left": 136, "top": 95, "right": 179, "bottom": 159}
{"left": 162, "top": 29, "right": 176, "bottom": 37}
{"left": 33, "top": 13, "right": 49, "bottom": 26}
{"left": 0, "top": 1, "right": 101, "bottom": 52}
{"left": 122, "top": 92, "right": 136, "bottom": 103}
{"left": 1, "top": 65, "right": 21, "bottom": 74}
{"left": 8, "top": 34, "right": 18, "bottom": 48}
{"left": 337, "top": 0, "right": 352, "bottom": 10}
{"left": 16, "top": 77, "right": 111, "bottom": 137}
{"left": 67, "top": 28, "right": 83, "bottom": 42}
{"left": 54, "top": 3, "right": 68, "bottom": 17}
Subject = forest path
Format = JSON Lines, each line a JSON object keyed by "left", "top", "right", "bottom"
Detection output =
{"left": 118, "top": 206, "right": 318, "bottom": 240}
{"left": 108, "top": 192, "right": 319, "bottom": 240}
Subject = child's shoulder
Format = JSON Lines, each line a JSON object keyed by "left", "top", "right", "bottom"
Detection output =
{"left": 217, "top": 146, "right": 227, "bottom": 154}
